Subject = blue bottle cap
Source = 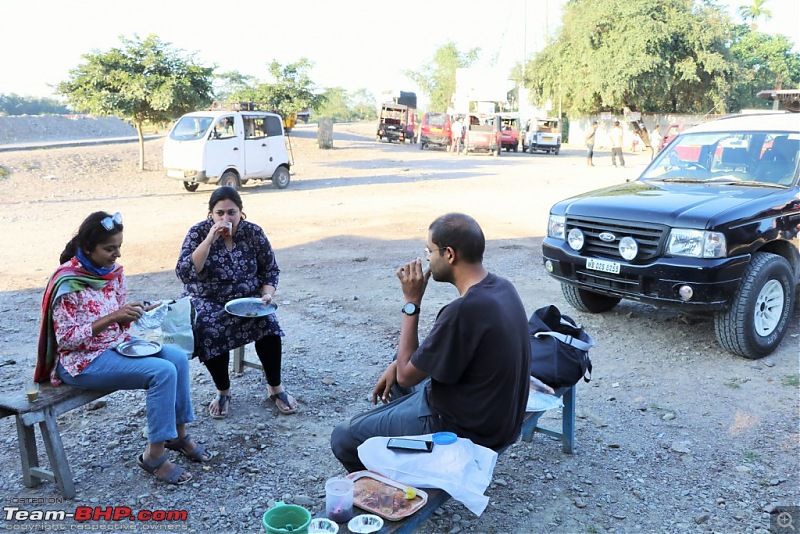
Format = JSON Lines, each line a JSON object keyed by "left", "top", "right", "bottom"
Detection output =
{"left": 432, "top": 432, "right": 457, "bottom": 445}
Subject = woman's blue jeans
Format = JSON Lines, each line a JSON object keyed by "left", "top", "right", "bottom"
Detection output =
{"left": 57, "top": 343, "right": 195, "bottom": 444}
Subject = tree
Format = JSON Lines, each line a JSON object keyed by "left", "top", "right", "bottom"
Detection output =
{"left": 405, "top": 42, "right": 480, "bottom": 111}
{"left": 738, "top": 0, "right": 772, "bottom": 30}
{"left": 349, "top": 88, "right": 377, "bottom": 120}
{"left": 313, "top": 87, "right": 377, "bottom": 122}
{"left": 0, "top": 94, "right": 69, "bottom": 115}
{"left": 213, "top": 71, "right": 258, "bottom": 102}
{"left": 57, "top": 34, "right": 214, "bottom": 170}
{"left": 729, "top": 28, "right": 800, "bottom": 109}
{"left": 228, "top": 58, "right": 325, "bottom": 120}
{"left": 315, "top": 87, "right": 351, "bottom": 122}
{"left": 523, "top": 0, "right": 735, "bottom": 116}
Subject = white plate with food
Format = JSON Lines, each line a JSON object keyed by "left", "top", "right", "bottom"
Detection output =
{"left": 224, "top": 298, "right": 278, "bottom": 318}
{"left": 116, "top": 339, "right": 162, "bottom": 357}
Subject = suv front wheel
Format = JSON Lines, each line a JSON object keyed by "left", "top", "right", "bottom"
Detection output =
{"left": 562, "top": 284, "right": 621, "bottom": 313}
{"left": 714, "top": 252, "right": 796, "bottom": 359}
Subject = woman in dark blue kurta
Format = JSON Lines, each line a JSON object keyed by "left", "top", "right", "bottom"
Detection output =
{"left": 176, "top": 187, "right": 298, "bottom": 418}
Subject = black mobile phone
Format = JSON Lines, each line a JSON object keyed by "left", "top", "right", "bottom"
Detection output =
{"left": 386, "top": 438, "right": 434, "bottom": 453}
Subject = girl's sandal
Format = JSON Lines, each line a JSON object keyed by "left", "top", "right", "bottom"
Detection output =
{"left": 208, "top": 394, "right": 231, "bottom": 419}
{"left": 269, "top": 391, "right": 298, "bottom": 415}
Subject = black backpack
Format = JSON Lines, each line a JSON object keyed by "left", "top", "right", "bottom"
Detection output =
{"left": 528, "top": 305, "right": 594, "bottom": 389}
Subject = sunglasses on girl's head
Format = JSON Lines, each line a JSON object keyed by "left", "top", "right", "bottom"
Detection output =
{"left": 101, "top": 212, "right": 122, "bottom": 231}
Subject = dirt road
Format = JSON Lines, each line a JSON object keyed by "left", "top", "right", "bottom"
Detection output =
{"left": 1, "top": 122, "right": 797, "bottom": 533}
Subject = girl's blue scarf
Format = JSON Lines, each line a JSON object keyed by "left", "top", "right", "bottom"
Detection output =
{"left": 76, "top": 248, "right": 116, "bottom": 276}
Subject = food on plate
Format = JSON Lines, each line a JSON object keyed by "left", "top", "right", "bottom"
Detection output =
{"left": 352, "top": 475, "right": 422, "bottom": 517}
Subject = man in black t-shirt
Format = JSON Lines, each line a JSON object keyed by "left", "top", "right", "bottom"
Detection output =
{"left": 331, "top": 213, "right": 531, "bottom": 473}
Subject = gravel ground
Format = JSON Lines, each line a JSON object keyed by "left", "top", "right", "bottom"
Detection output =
{"left": 0, "top": 119, "right": 798, "bottom": 534}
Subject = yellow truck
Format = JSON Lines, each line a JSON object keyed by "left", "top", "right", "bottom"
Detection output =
{"left": 283, "top": 113, "right": 297, "bottom": 132}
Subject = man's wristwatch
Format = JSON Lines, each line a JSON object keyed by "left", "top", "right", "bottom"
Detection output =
{"left": 401, "top": 302, "right": 420, "bottom": 316}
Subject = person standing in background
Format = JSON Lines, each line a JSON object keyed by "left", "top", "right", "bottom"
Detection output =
{"left": 451, "top": 116, "right": 464, "bottom": 154}
{"left": 610, "top": 121, "right": 625, "bottom": 167}
{"left": 649, "top": 125, "right": 662, "bottom": 160}
{"left": 585, "top": 121, "right": 598, "bottom": 166}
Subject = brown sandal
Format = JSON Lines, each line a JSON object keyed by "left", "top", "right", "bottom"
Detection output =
{"left": 165, "top": 434, "right": 211, "bottom": 462}
{"left": 137, "top": 453, "right": 191, "bottom": 485}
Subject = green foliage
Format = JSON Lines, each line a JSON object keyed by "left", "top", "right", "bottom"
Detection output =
{"left": 226, "top": 58, "right": 325, "bottom": 119}
{"left": 0, "top": 165, "right": 9, "bottom": 180}
{"left": 214, "top": 71, "right": 258, "bottom": 101}
{"left": 57, "top": 34, "right": 214, "bottom": 126}
{"left": 0, "top": 94, "right": 69, "bottom": 115}
{"left": 728, "top": 28, "right": 800, "bottom": 109}
{"left": 742, "top": 451, "right": 760, "bottom": 462}
{"left": 314, "top": 87, "right": 376, "bottom": 122}
{"left": 523, "top": 0, "right": 798, "bottom": 115}
{"left": 524, "top": 0, "right": 737, "bottom": 115}
{"left": 782, "top": 374, "right": 799, "bottom": 388}
{"left": 406, "top": 42, "right": 480, "bottom": 112}
{"left": 738, "top": 0, "right": 772, "bottom": 28}
{"left": 56, "top": 34, "right": 214, "bottom": 170}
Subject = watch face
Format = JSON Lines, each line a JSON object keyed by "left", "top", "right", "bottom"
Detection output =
{"left": 402, "top": 303, "right": 419, "bottom": 315}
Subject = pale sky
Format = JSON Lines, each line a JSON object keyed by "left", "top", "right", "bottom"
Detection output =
{"left": 0, "top": 0, "right": 797, "bottom": 103}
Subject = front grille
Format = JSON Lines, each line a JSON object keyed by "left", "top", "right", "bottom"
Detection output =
{"left": 566, "top": 215, "right": 668, "bottom": 261}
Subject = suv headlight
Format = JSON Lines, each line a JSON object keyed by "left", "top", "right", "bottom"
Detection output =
{"left": 666, "top": 229, "right": 726, "bottom": 258}
{"left": 548, "top": 215, "right": 566, "bottom": 239}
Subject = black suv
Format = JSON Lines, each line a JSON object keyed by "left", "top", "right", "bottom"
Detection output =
{"left": 543, "top": 112, "right": 800, "bottom": 359}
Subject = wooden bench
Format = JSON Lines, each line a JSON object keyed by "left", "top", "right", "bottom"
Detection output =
{"left": 323, "top": 385, "right": 577, "bottom": 533}
{"left": 231, "top": 344, "right": 258, "bottom": 374}
{"left": 0, "top": 384, "right": 114, "bottom": 499}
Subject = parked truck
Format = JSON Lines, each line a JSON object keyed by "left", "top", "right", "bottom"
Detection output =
{"left": 542, "top": 111, "right": 800, "bottom": 358}
{"left": 163, "top": 108, "right": 291, "bottom": 192}
{"left": 463, "top": 113, "right": 501, "bottom": 156}
{"left": 376, "top": 103, "right": 417, "bottom": 143}
{"left": 523, "top": 117, "right": 561, "bottom": 155}
{"left": 500, "top": 113, "right": 521, "bottom": 152}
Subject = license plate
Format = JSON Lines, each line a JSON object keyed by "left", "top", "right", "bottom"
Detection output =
{"left": 541, "top": 136, "right": 553, "bottom": 141}
{"left": 586, "top": 258, "right": 621, "bottom": 274}
{"left": 167, "top": 169, "right": 184, "bottom": 179}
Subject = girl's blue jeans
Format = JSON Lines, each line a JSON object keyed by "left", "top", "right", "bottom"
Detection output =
{"left": 57, "top": 343, "right": 195, "bottom": 444}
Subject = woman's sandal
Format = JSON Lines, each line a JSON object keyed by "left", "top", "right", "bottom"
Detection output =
{"left": 208, "top": 394, "right": 230, "bottom": 419}
{"left": 165, "top": 434, "right": 211, "bottom": 463}
{"left": 269, "top": 391, "right": 298, "bottom": 415}
{"left": 137, "top": 452, "right": 191, "bottom": 485}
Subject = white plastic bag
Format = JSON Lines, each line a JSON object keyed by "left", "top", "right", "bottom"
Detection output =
{"left": 160, "top": 297, "right": 194, "bottom": 358}
{"left": 131, "top": 301, "right": 168, "bottom": 341}
{"left": 357, "top": 434, "right": 497, "bottom": 516}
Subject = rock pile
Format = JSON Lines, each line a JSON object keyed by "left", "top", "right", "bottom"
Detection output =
{"left": 0, "top": 114, "right": 137, "bottom": 145}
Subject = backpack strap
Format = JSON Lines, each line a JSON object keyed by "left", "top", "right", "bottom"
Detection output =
{"left": 533, "top": 331, "right": 595, "bottom": 352}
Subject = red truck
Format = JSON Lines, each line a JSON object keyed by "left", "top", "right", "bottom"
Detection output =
{"left": 419, "top": 112, "right": 453, "bottom": 150}
{"left": 463, "top": 113, "right": 501, "bottom": 156}
{"left": 500, "top": 114, "right": 521, "bottom": 152}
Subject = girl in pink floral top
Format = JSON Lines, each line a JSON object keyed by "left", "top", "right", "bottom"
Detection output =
{"left": 36, "top": 211, "right": 211, "bottom": 486}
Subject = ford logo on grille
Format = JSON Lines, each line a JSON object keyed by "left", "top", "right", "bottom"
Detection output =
{"left": 598, "top": 232, "right": 616, "bottom": 242}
